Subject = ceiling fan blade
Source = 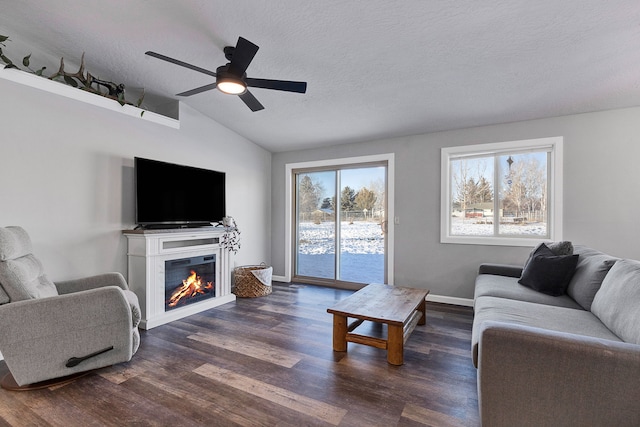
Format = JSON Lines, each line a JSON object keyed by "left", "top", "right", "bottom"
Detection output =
{"left": 227, "top": 37, "right": 259, "bottom": 77}
{"left": 245, "top": 78, "right": 307, "bottom": 93}
{"left": 176, "top": 82, "right": 218, "bottom": 97}
{"left": 238, "top": 90, "right": 264, "bottom": 112}
{"left": 145, "top": 51, "right": 217, "bottom": 78}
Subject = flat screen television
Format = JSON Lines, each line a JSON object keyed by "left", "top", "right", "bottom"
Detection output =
{"left": 135, "top": 157, "right": 226, "bottom": 228}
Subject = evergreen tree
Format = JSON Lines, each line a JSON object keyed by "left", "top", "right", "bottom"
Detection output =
{"left": 340, "top": 186, "right": 356, "bottom": 211}
{"left": 320, "top": 197, "right": 333, "bottom": 210}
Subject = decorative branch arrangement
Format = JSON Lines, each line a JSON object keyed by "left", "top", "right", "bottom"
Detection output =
{"left": 220, "top": 217, "right": 241, "bottom": 254}
{"left": 0, "top": 35, "right": 144, "bottom": 109}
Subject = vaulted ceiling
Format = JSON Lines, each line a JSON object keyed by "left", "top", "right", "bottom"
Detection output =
{"left": 2, "top": 1, "right": 639, "bottom": 152}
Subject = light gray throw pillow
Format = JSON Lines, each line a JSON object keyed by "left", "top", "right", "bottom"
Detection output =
{"left": 566, "top": 246, "right": 618, "bottom": 310}
{"left": 0, "top": 226, "right": 58, "bottom": 301}
{"left": 591, "top": 259, "right": 640, "bottom": 345}
{"left": 0, "top": 254, "right": 58, "bottom": 301}
{"left": 0, "top": 226, "right": 33, "bottom": 261}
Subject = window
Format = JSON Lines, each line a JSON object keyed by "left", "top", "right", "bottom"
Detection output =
{"left": 441, "top": 137, "right": 563, "bottom": 246}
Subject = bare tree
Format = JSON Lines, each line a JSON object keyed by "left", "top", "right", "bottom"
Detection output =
{"left": 477, "top": 176, "right": 492, "bottom": 203}
{"left": 452, "top": 159, "right": 472, "bottom": 212}
{"left": 367, "top": 178, "right": 386, "bottom": 217}
{"left": 355, "top": 188, "right": 377, "bottom": 212}
{"left": 298, "top": 175, "right": 324, "bottom": 214}
{"left": 501, "top": 155, "right": 546, "bottom": 219}
{"left": 452, "top": 158, "right": 493, "bottom": 212}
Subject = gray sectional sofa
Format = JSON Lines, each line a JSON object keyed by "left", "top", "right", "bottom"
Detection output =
{"left": 472, "top": 245, "right": 640, "bottom": 427}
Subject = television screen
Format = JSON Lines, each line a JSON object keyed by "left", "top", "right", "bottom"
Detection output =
{"left": 135, "top": 157, "right": 226, "bottom": 227}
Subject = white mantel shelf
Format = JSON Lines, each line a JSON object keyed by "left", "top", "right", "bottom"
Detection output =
{"left": 123, "top": 228, "right": 235, "bottom": 329}
{"left": 0, "top": 67, "right": 179, "bottom": 129}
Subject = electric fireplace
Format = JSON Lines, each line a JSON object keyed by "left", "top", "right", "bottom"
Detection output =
{"left": 124, "top": 228, "right": 236, "bottom": 329}
{"left": 165, "top": 255, "right": 216, "bottom": 311}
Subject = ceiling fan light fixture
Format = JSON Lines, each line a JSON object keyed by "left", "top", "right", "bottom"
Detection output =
{"left": 217, "top": 76, "right": 247, "bottom": 95}
{"left": 147, "top": 36, "right": 307, "bottom": 111}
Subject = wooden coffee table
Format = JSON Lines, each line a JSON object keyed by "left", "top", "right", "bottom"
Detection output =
{"left": 327, "top": 283, "right": 430, "bottom": 365}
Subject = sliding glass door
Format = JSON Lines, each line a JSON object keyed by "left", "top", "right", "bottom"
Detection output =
{"left": 294, "top": 164, "right": 387, "bottom": 285}
{"left": 295, "top": 170, "right": 336, "bottom": 280}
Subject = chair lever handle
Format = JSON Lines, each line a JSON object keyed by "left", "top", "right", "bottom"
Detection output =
{"left": 66, "top": 346, "right": 114, "bottom": 368}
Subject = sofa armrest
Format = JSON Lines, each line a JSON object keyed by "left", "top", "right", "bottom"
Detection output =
{"left": 0, "top": 286, "right": 135, "bottom": 385}
{"left": 478, "top": 263, "right": 523, "bottom": 278}
{"left": 477, "top": 321, "right": 640, "bottom": 427}
{"left": 55, "top": 272, "right": 129, "bottom": 294}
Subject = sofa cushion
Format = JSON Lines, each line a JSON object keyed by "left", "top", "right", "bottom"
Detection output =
{"left": 566, "top": 245, "right": 618, "bottom": 311}
{"left": 475, "top": 274, "right": 582, "bottom": 309}
{"left": 472, "top": 296, "right": 623, "bottom": 366}
{"left": 518, "top": 244, "right": 579, "bottom": 296}
{"left": 591, "top": 259, "right": 640, "bottom": 345}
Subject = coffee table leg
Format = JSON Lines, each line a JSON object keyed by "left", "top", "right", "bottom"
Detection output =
{"left": 332, "top": 314, "right": 348, "bottom": 352}
{"left": 387, "top": 324, "right": 404, "bottom": 365}
{"left": 418, "top": 297, "right": 426, "bottom": 326}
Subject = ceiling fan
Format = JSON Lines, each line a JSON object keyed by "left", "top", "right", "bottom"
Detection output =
{"left": 145, "top": 37, "right": 307, "bottom": 112}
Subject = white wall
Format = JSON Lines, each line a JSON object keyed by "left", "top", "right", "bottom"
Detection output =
{"left": 271, "top": 107, "right": 640, "bottom": 300}
{"left": 0, "top": 77, "right": 271, "bottom": 281}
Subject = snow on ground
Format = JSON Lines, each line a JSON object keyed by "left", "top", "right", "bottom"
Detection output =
{"left": 297, "top": 221, "right": 384, "bottom": 255}
{"left": 295, "top": 218, "right": 546, "bottom": 283}
{"left": 450, "top": 217, "right": 547, "bottom": 236}
{"left": 297, "top": 221, "right": 384, "bottom": 283}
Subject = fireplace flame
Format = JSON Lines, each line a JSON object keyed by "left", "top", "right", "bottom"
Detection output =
{"left": 168, "top": 270, "right": 213, "bottom": 307}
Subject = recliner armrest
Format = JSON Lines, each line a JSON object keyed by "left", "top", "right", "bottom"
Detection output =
{"left": 477, "top": 321, "right": 640, "bottom": 427}
{"left": 478, "top": 263, "right": 523, "bottom": 277}
{"left": 55, "top": 272, "right": 129, "bottom": 294}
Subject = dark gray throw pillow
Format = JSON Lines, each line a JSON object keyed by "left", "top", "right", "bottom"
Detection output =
{"left": 523, "top": 241, "right": 574, "bottom": 270}
{"left": 518, "top": 244, "right": 579, "bottom": 296}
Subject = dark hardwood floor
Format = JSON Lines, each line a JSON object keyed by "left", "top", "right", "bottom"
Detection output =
{"left": 0, "top": 283, "right": 479, "bottom": 426}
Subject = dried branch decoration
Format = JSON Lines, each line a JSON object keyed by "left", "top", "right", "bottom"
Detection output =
{"left": 220, "top": 217, "right": 241, "bottom": 254}
{"left": 0, "top": 35, "right": 144, "bottom": 109}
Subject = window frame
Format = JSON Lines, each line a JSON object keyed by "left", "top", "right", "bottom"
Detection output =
{"left": 440, "top": 136, "right": 563, "bottom": 247}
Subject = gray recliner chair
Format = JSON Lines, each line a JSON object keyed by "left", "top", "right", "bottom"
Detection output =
{"left": 0, "top": 226, "right": 141, "bottom": 389}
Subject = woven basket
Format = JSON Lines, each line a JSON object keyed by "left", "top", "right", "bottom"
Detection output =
{"left": 233, "top": 264, "right": 273, "bottom": 297}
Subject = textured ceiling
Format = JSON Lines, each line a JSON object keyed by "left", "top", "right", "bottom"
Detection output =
{"left": 1, "top": 1, "right": 639, "bottom": 152}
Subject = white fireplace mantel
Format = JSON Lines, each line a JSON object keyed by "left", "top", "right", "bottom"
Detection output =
{"left": 123, "top": 228, "right": 236, "bottom": 329}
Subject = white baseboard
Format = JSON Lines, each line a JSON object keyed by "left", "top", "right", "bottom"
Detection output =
{"left": 271, "top": 276, "right": 473, "bottom": 307}
{"left": 426, "top": 294, "right": 474, "bottom": 307}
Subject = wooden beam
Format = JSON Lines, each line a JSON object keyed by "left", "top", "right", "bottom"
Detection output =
{"left": 346, "top": 333, "right": 387, "bottom": 349}
{"left": 347, "top": 318, "right": 364, "bottom": 332}
{"left": 403, "top": 310, "right": 423, "bottom": 344}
